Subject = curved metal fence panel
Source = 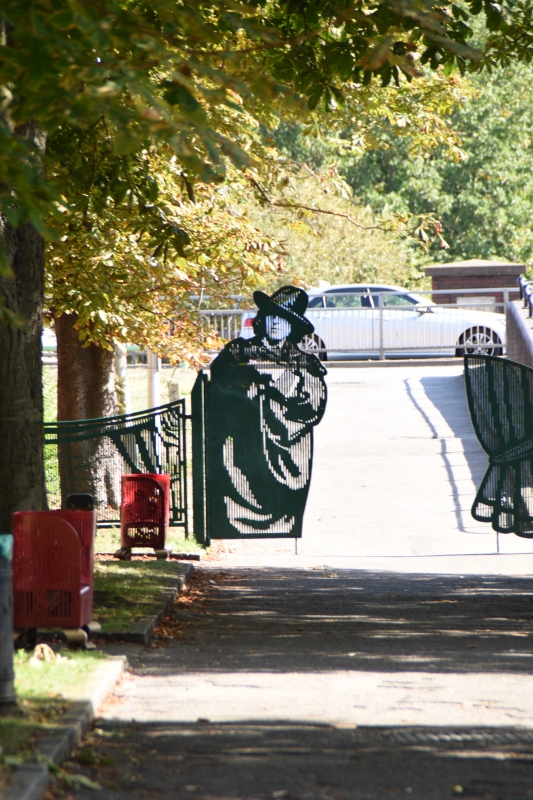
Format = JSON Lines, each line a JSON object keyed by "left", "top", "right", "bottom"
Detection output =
{"left": 464, "top": 354, "right": 533, "bottom": 537}
{"left": 44, "top": 400, "right": 188, "bottom": 532}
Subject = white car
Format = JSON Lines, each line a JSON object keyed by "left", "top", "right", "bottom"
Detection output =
{"left": 239, "top": 283, "right": 506, "bottom": 360}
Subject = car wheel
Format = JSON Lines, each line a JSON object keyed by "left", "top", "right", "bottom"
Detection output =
{"left": 456, "top": 327, "right": 503, "bottom": 357}
{"left": 301, "top": 334, "right": 328, "bottom": 361}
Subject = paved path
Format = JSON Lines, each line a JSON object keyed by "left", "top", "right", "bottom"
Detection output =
{"left": 61, "top": 364, "right": 533, "bottom": 800}
{"left": 65, "top": 569, "right": 533, "bottom": 799}
{"left": 104, "top": 570, "right": 533, "bottom": 728}
{"left": 208, "top": 364, "right": 533, "bottom": 574}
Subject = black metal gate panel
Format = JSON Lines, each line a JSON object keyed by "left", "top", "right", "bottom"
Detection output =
{"left": 192, "top": 342, "right": 327, "bottom": 544}
{"left": 464, "top": 354, "right": 533, "bottom": 536}
{"left": 44, "top": 400, "right": 188, "bottom": 532}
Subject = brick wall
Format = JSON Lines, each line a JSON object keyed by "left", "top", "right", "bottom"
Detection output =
{"left": 432, "top": 274, "right": 518, "bottom": 304}
{"left": 424, "top": 262, "right": 524, "bottom": 306}
{"left": 506, "top": 301, "right": 533, "bottom": 368}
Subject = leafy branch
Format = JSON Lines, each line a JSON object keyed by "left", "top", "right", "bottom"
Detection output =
{"left": 247, "top": 174, "right": 448, "bottom": 252}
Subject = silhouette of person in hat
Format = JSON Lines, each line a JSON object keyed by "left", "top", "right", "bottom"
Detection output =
{"left": 208, "top": 286, "right": 327, "bottom": 539}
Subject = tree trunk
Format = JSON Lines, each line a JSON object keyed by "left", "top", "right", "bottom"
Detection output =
{"left": 56, "top": 313, "right": 117, "bottom": 422}
{"left": 0, "top": 120, "right": 47, "bottom": 532}
{"left": 55, "top": 313, "right": 120, "bottom": 511}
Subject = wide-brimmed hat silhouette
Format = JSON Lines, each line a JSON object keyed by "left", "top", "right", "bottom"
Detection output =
{"left": 253, "top": 286, "right": 314, "bottom": 340}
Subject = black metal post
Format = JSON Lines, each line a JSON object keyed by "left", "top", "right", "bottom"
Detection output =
{"left": 191, "top": 371, "right": 209, "bottom": 546}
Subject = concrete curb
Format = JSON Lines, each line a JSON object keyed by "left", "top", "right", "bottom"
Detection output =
{"left": 4, "top": 562, "right": 193, "bottom": 800}
{"left": 4, "top": 657, "right": 126, "bottom": 800}
{"left": 168, "top": 553, "right": 201, "bottom": 561}
{"left": 4, "top": 764, "right": 49, "bottom": 800}
{"left": 38, "top": 657, "right": 127, "bottom": 764}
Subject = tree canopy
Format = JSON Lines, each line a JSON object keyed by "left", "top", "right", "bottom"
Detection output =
{"left": 2, "top": 0, "right": 533, "bottom": 342}
{"left": 279, "top": 58, "right": 533, "bottom": 267}
{"left": 2, "top": 0, "right": 533, "bottom": 526}
{"left": 46, "top": 125, "right": 285, "bottom": 362}
{"left": 347, "top": 61, "right": 533, "bottom": 265}
{"left": 0, "top": 0, "right": 494, "bottom": 356}
{"left": 247, "top": 166, "right": 422, "bottom": 290}
{"left": 0, "top": 0, "right": 501, "bottom": 270}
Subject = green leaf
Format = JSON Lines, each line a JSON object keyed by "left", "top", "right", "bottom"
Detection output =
{"left": 307, "top": 85, "right": 323, "bottom": 111}
{"left": 50, "top": 10, "right": 75, "bottom": 30}
{"left": 336, "top": 50, "right": 355, "bottom": 82}
{"left": 329, "top": 85, "right": 345, "bottom": 108}
{"left": 4, "top": 756, "right": 24, "bottom": 767}
{"left": 63, "top": 772, "right": 103, "bottom": 791}
{"left": 113, "top": 134, "right": 141, "bottom": 156}
{"left": 164, "top": 82, "right": 201, "bottom": 113}
{"left": 171, "top": 225, "right": 190, "bottom": 244}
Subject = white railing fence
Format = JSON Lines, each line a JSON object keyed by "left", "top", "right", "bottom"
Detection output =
{"left": 198, "top": 309, "right": 251, "bottom": 344}
{"left": 198, "top": 287, "right": 519, "bottom": 360}
{"left": 42, "top": 287, "right": 520, "bottom": 362}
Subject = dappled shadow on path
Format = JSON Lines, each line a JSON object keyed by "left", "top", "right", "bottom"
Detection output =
{"left": 60, "top": 719, "right": 533, "bottom": 800}
{"left": 60, "top": 569, "right": 533, "bottom": 800}
{"left": 141, "top": 568, "right": 533, "bottom": 675}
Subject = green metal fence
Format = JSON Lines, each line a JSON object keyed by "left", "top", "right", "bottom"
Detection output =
{"left": 44, "top": 399, "right": 188, "bottom": 532}
{"left": 465, "top": 354, "right": 533, "bottom": 537}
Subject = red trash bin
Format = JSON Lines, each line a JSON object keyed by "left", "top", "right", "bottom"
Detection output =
{"left": 12, "top": 509, "right": 96, "bottom": 630}
{"left": 120, "top": 474, "right": 170, "bottom": 550}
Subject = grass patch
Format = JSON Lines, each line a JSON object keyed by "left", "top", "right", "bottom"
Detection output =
{"left": 93, "top": 560, "right": 186, "bottom": 631}
{"left": 0, "top": 650, "right": 107, "bottom": 789}
{"left": 14, "top": 649, "right": 107, "bottom": 700}
{"left": 43, "top": 364, "right": 58, "bottom": 423}
{"left": 95, "top": 526, "right": 203, "bottom": 554}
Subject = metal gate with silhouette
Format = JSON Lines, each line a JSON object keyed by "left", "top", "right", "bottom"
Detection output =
{"left": 192, "top": 344, "right": 327, "bottom": 546}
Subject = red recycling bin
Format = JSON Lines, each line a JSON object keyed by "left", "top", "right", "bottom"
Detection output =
{"left": 12, "top": 510, "right": 96, "bottom": 630}
{"left": 120, "top": 474, "right": 170, "bottom": 550}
